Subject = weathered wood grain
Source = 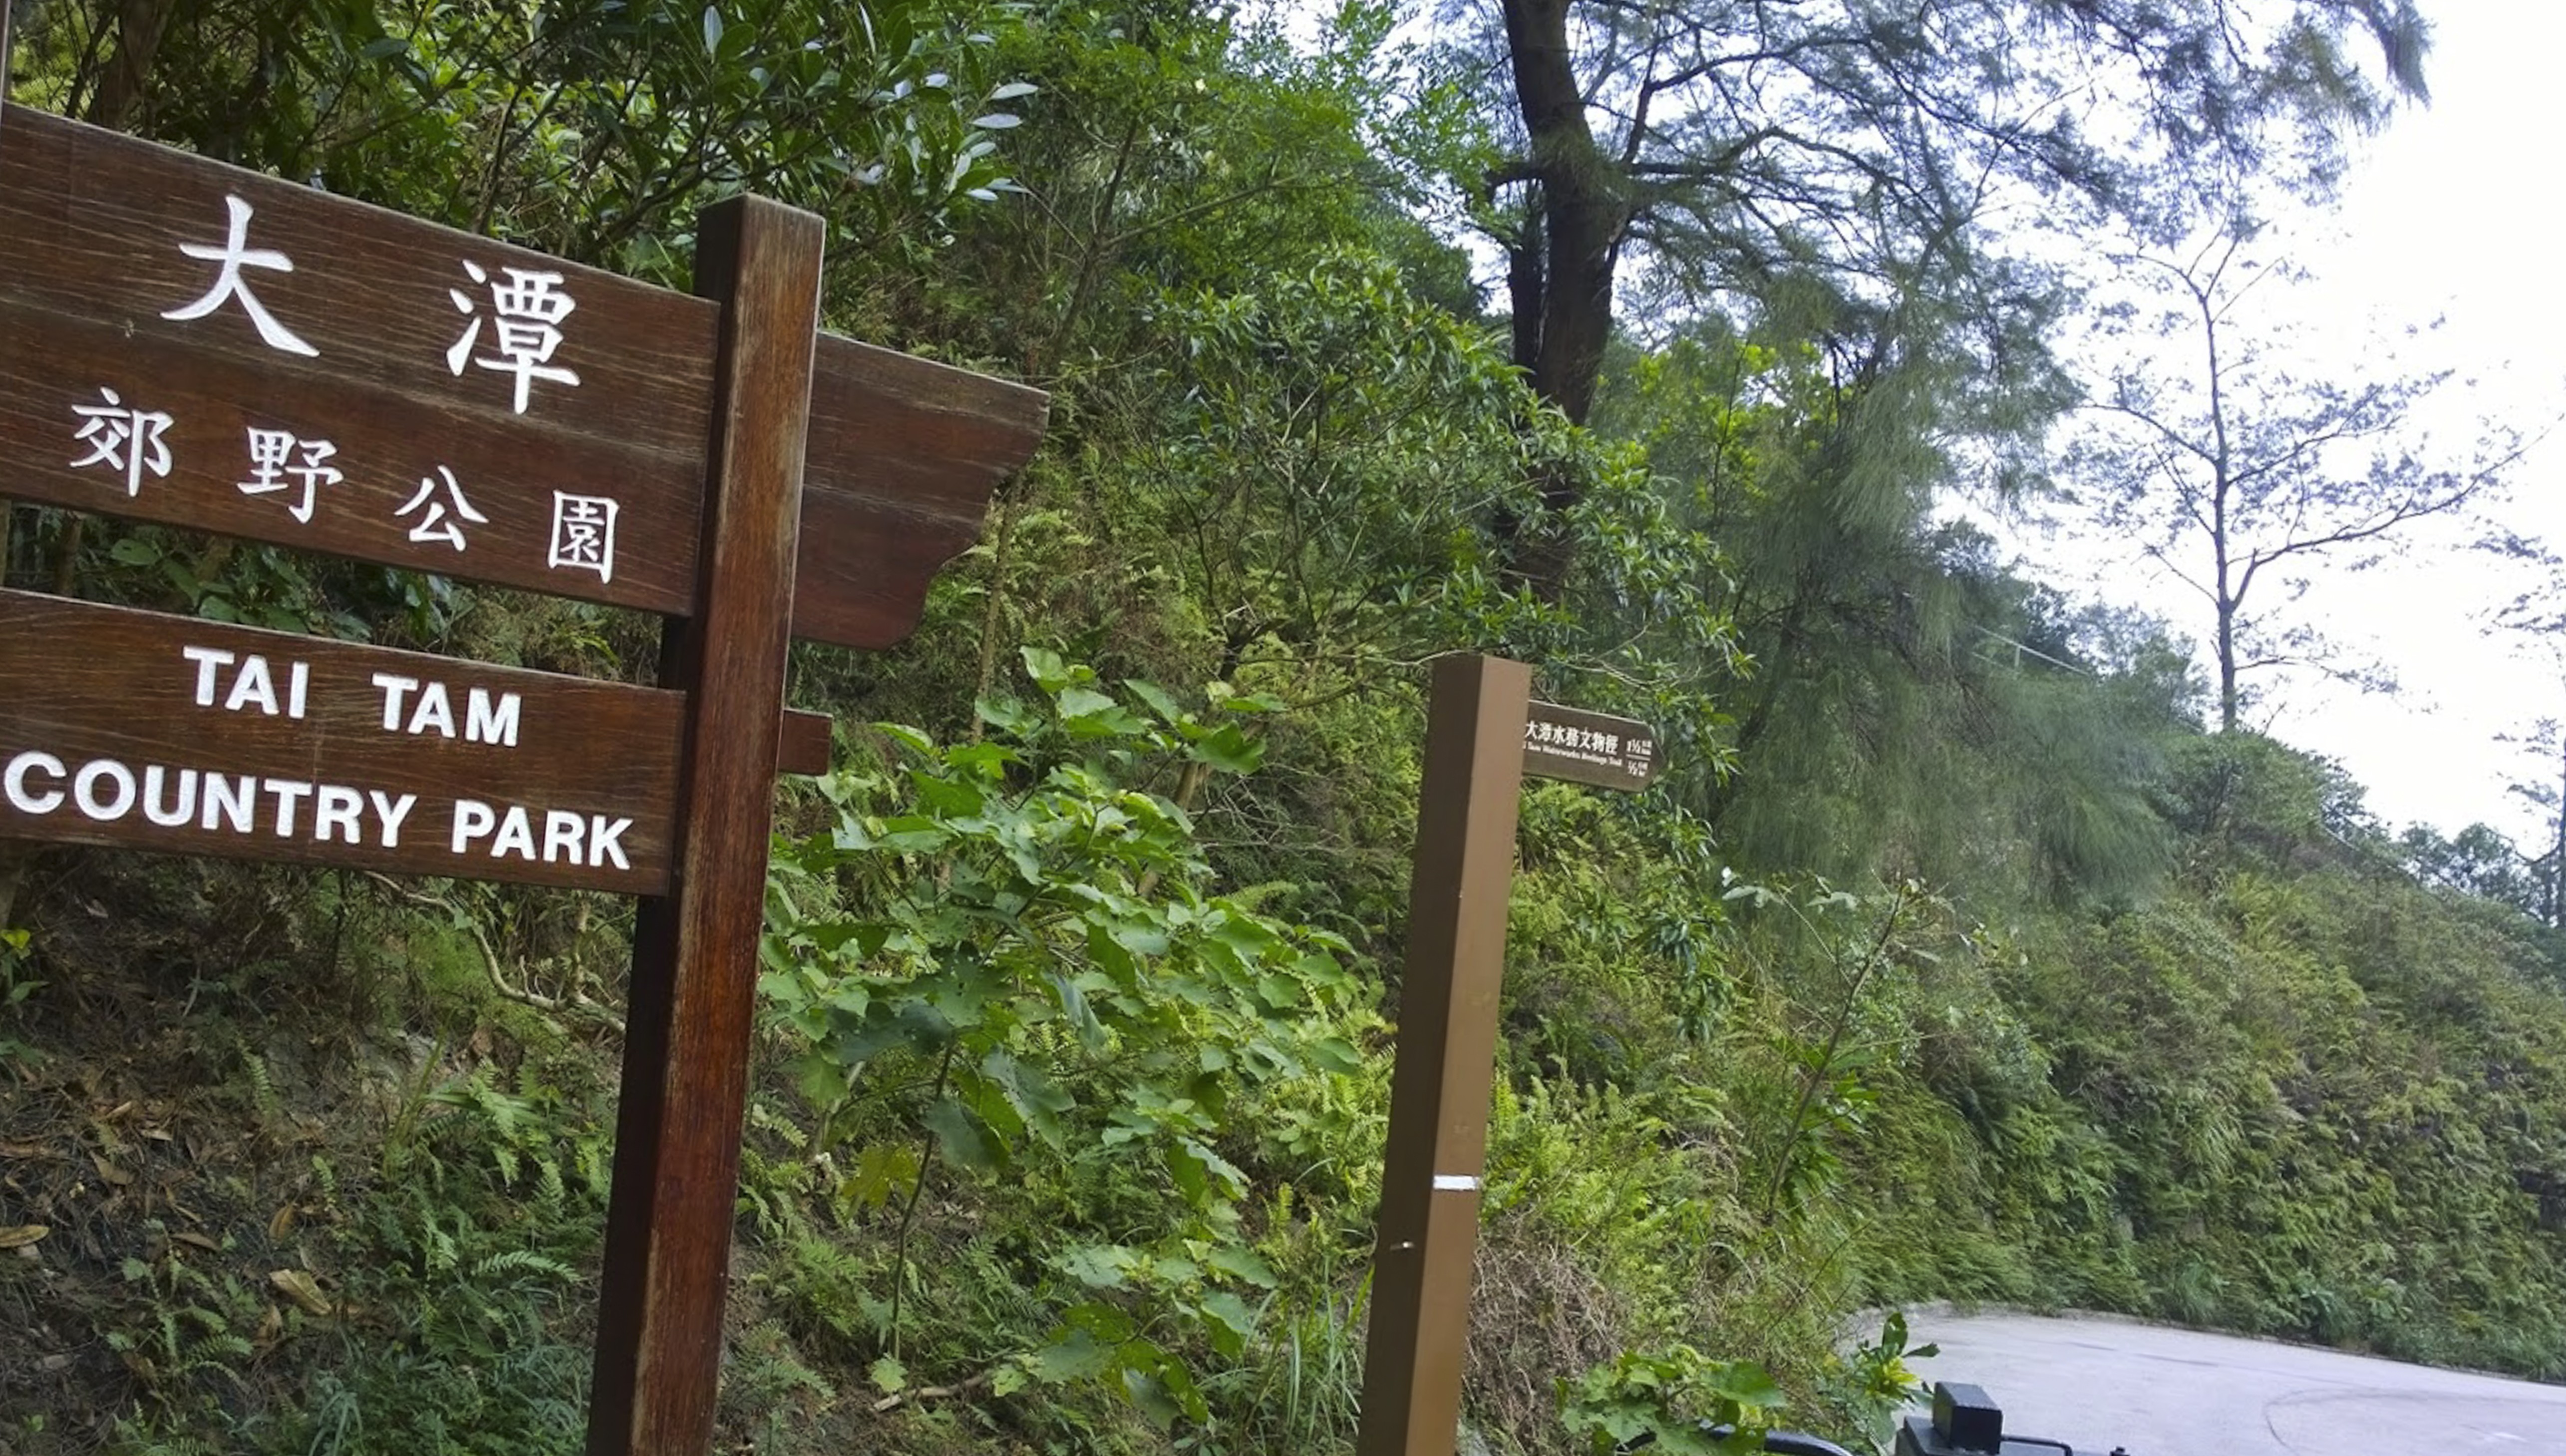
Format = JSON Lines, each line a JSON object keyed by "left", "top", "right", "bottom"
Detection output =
{"left": 0, "top": 588, "right": 681, "bottom": 892}
{"left": 792, "top": 334, "right": 1047, "bottom": 648}
{"left": 589, "top": 195, "right": 821, "bottom": 1456}
{"left": 777, "top": 708, "right": 832, "bottom": 776}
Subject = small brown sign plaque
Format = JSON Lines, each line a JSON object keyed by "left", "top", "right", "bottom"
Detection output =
{"left": 0, "top": 589, "right": 680, "bottom": 893}
{"left": 1520, "top": 699, "right": 1660, "bottom": 790}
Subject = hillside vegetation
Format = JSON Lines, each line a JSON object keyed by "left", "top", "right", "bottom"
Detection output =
{"left": 6, "top": 0, "right": 2564, "bottom": 1452}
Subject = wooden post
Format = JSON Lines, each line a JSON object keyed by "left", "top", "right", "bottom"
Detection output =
{"left": 587, "top": 195, "right": 823, "bottom": 1456}
{"left": 0, "top": 27, "right": 24, "bottom": 938}
{"left": 1357, "top": 653, "right": 1531, "bottom": 1456}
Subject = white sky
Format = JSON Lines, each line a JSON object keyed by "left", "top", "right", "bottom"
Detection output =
{"left": 2016, "top": 0, "right": 2566, "bottom": 842}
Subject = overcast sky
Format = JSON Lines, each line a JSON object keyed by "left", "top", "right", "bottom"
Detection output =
{"left": 2026, "top": 0, "right": 2566, "bottom": 843}
{"left": 1298, "top": 0, "right": 2566, "bottom": 841}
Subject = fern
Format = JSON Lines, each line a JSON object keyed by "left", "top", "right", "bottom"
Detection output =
{"left": 471, "top": 1249, "right": 575, "bottom": 1284}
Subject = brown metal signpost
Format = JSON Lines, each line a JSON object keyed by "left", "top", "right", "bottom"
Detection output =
{"left": 0, "top": 80, "right": 1046, "bottom": 1456}
{"left": 1357, "top": 662, "right": 1662, "bottom": 1456}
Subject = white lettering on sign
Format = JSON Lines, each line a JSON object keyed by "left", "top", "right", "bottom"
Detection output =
{"left": 5, "top": 752, "right": 65, "bottom": 813}
{"left": 237, "top": 428, "right": 344, "bottom": 524}
{"left": 264, "top": 778, "right": 314, "bottom": 836}
{"left": 314, "top": 785, "right": 363, "bottom": 844}
{"left": 451, "top": 799, "right": 631, "bottom": 870}
{"left": 372, "top": 791, "right": 418, "bottom": 847}
{"left": 203, "top": 771, "right": 254, "bottom": 832}
{"left": 368, "top": 673, "right": 522, "bottom": 746}
{"left": 396, "top": 466, "right": 490, "bottom": 551}
{"left": 466, "top": 689, "right": 521, "bottom": 747}
{"left": 144, "top": 766, "right": 195, "bottom": 826}
{"left": 183, "top": 646, "right": 311, "bottom": 719}
{"left": 1, "top": 751, "right": 419, "bottom": 847}
{"left": 73, "top": 760, "right": 136, "bottom": 819}
{"left": 227, "top": 656, "right": 280, "bottom": 715}
{"left": 71, "top": 387, "right": 175, "bottom": 497}
{"left": 546, "top": 492, "right": 619, "bottom": 584}
{"left": 447, "top": 262, "right": 580, "bottom": 413}
{"left": 161, "top": 195, "right": 318, "bottom": 357}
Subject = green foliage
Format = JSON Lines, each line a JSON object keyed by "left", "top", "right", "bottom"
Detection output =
{"left": 1, "top": 925, "right": 39, "bottom": 1010}
{"left": 1123, "top": 250, "right": 1539, "bottom": 679}
{"left": 1852, "top": 739, "right": 2566, "bottom": 1379}
{"left": 760, "top": 654, "right": 1377, "bottom": 1436}
{"left": 1591, "top": 328, "right": 2182, "bottom": 902}
{"left": 1560, "top": 1346, "right": 1784, "bottom": 1455}
{"left": 12, "top": 0, "right": 2566, "bottom": 1448}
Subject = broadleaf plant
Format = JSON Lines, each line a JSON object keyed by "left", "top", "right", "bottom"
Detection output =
{"left": 761, "top": 650, "right": 1374, "bottom": 1433}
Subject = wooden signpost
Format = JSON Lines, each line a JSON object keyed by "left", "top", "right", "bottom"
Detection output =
{"left": 1357, "top": 658, "right": 1662, "bottom": 1456}
{"left": 0, "top": 66, "right": 1045, "bottom": 1456}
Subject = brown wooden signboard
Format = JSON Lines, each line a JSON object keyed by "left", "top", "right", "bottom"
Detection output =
{"left": 0, "top": 68, "right": 1047, "bottom": 1456}
{"left": 0, "top": 589, "right": 681, "bottom": 893}
{"left": 0, "top": 99, "right": 1047, "bottom": 652}
{"left": 1521, "top": 698, "right": 1662, "bottom": 791}
{"left": 797, "top": 333, "right": 1049, "bottom": 649}
{"left": 0, "top": 102, "right": 717, "bottom": 613}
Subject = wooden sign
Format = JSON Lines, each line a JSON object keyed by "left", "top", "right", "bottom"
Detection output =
{"left": 1359, "top": 656, "right": 1529, "bottom": 1456}
{"left": 0, "top": 103, "right": 716, "bottom": 612}
{"left": 1521, "top": 699, "right": 1660, "bottom": 790}
{"left": 0, "top": 80, "right": 1050, "bottom": 1456}
{"left": 0, "top": 100, "right": 1048, "bottom": 651}
{"left": 796, "top": 334, "right": 1048, "bottom": 649}
{"left": 0, "top": 589, "right": 681, "bottom": 893}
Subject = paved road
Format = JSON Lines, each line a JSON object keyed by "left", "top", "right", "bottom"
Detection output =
{"left": 1903, "top": 1310, "right": 2566, "bottom": 1455}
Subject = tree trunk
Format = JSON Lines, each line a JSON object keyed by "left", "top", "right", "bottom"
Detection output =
{"left": 2216, "top": 596, "right": 2239, "bottom": 734}
{"left": 1493, "top": 0, "right": 1626, "bottom": 599}
{"left": 2551, "top": 738, "right": 2565, "bottom": 931}
{"left": 87, "top": 0, "right": 182, "bottom": 131}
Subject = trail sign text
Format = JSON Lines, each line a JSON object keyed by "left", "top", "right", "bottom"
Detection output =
{"left": 0, "top": 104, "right": 713, "bottom": 612}
{"left": 0, "top": 590, "right": 679, "bottom": 893}
{"left": 1521, "top": 699, "right": 1660, "bottom": 790}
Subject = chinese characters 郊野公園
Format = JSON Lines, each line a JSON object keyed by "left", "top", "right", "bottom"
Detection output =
{"left": 237, "top": 428, "right": 344, "bottom": 524}
{"left": 548, "top": 492, "right": 619, "bottom": 584}
{"left": 398, "top": 466, "right": 491, "bottom": 551}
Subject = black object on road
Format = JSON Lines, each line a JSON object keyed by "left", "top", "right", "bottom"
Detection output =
{"left": 1895, "top": 1381, "right": 2130, "bottom": 1456}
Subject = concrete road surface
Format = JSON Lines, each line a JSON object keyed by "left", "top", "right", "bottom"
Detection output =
{"left": 1902, "top": 1310, "right": 2566, "bottom": 1456}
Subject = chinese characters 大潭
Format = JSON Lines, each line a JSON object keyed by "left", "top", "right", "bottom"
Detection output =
{"left": 162, "top": 195, "right": 318, "bottom": 358}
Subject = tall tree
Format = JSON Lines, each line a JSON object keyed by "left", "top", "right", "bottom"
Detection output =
{"left": 2073, "top": 225, "right": 2519, "bottom": 732}
{"left": 1592, "top": 323, "right": 2186, "bottom": 901}
{"left": 1432, "top": 0, "right": 2433, "bottom": 592}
